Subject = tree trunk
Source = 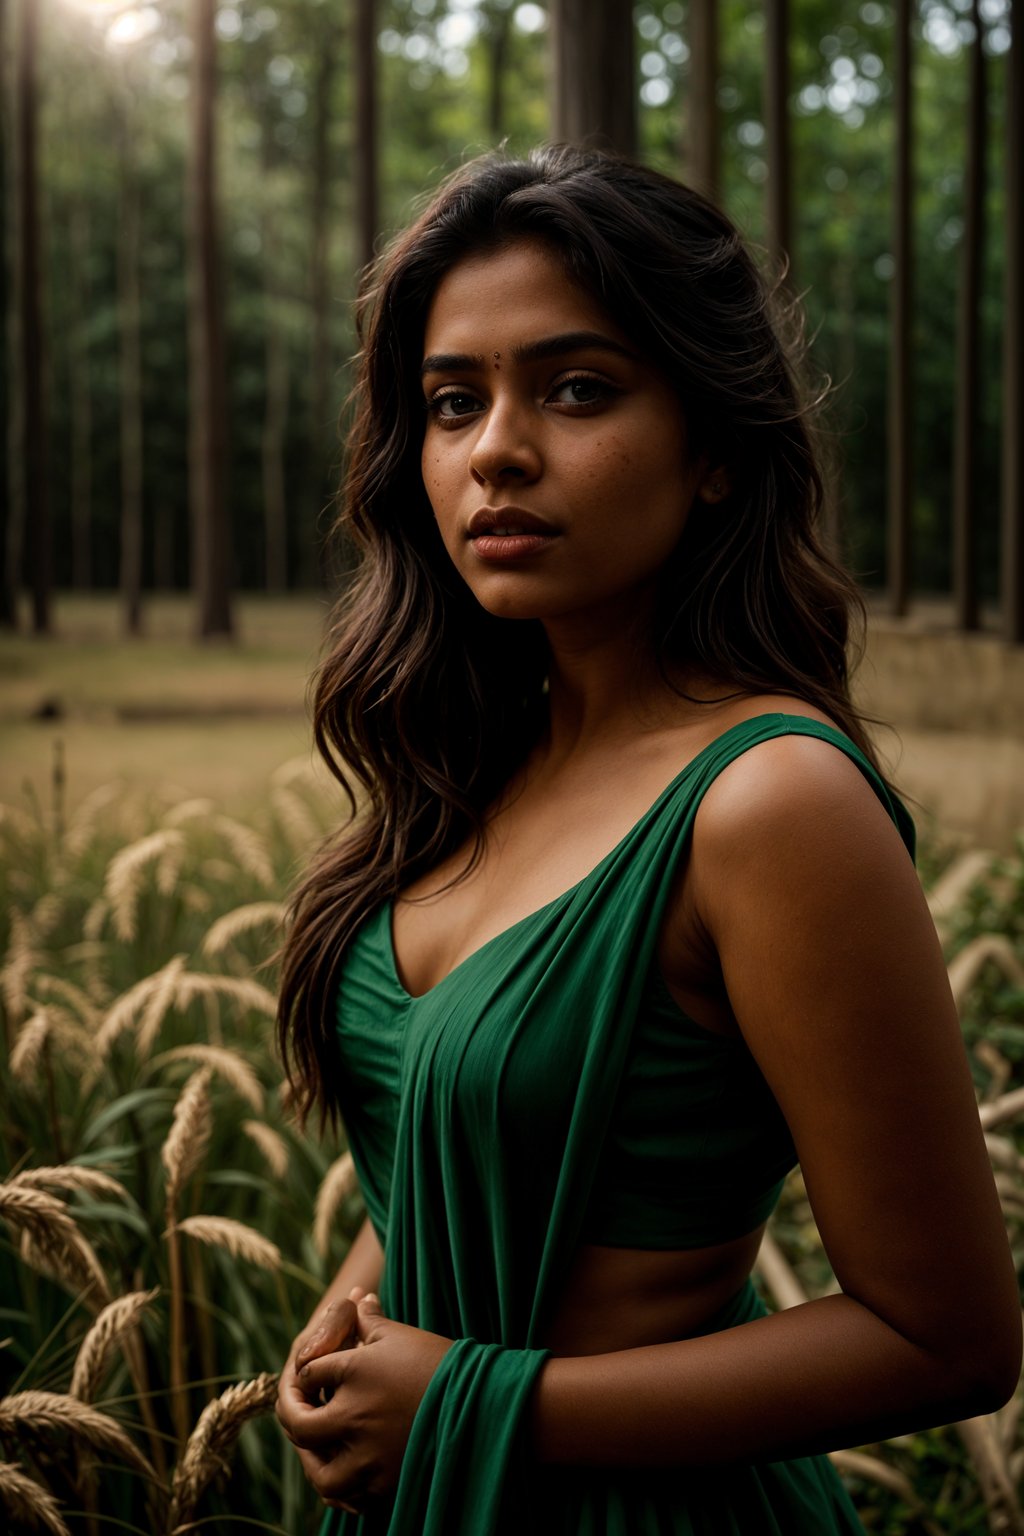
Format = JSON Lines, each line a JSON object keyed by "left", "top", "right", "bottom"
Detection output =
{"left": 353, "top": 0, "right": 377, "bottom": 275}
{"left": 764, "top": 0, "right": 791, "bottom": 274}
{"left": 261, "top": 127, "right": 288, "bottom": 592}
{"left": 686, "top": 0, "right": 718, "bottom": 199}
{"left": 68, "top": 182, "right": 93, "bottom": 591}
{"left": 550, "top": 0, "right": 636, "bottom": 156}
{"left": 118, "top": 94, "right": 143, "bottom": 636}
{"left": 887, "top": 0, "right": 913, "bottom": 618}
{"left": 309, "top": 20, "right": 336, "bottom": 504}
{"left": 16, "top": 0, "right": 49, "bottom": 634}
{"left": 1004, "top": 0, "right": 1024, "bottom": 642}
{"left": 484, "top": 1, "right": 512, "bottom": 142}
{"left": 952, "top": 0, "right": 986, "bottom": 632}
{"left": 0, "top": 0, "right": 13, "bottom": 628}
{"left": 187, "top": 0, "right": 232, "bottom": 639}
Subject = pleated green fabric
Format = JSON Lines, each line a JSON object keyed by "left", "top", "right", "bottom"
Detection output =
{"left": 322, "top": 715, "right": 915, "bottom": 1535}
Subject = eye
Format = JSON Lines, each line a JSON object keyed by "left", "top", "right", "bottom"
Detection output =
{"left": 426, "top": 388, "right": 483, "bottom": 422}
{"left": 548, "top": 374, "right": 617, "bottom": 408}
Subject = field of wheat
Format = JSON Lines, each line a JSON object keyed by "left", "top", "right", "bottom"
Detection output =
{"left": 1, "top": 763, "right": 1023, "bottom": 1535}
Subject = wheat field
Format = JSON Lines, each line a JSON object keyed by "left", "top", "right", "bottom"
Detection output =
{"left": 1, "top": 765, "right": 1023, "bottom": 1535}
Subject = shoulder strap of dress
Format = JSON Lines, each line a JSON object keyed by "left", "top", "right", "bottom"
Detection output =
{"left": 658, "top": 712, "right": 916, "bottom": 862}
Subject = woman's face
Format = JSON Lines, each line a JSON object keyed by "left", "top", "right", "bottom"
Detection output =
{"left": 419, "top": 240, "right": 704, "bottom": 629}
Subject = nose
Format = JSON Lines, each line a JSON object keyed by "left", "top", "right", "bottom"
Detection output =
{"left": 468, "top": 398, "right": 542, "bottom": 488}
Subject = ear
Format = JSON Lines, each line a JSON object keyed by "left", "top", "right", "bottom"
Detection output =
{"left": 696, "top": 467, "right": 731, "bottom": 505}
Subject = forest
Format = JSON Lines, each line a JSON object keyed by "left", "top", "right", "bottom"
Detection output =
{"left": 1, "top": 0, "right": 1018, "bottom": 635}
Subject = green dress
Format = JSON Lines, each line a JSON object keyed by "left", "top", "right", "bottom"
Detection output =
{"left": 324, "top": 714, "right": 915, "bottom": 1535}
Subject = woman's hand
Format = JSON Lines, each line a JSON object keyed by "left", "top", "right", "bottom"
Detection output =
{"left": 278, "top": 1293, "right": 452, "bottom": 1512}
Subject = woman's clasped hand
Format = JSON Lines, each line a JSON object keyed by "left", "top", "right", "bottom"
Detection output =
{"left": 276, "top": 1289, "right": 452, "bottom": 1514}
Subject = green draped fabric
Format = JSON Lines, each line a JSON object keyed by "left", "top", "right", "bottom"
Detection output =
{"left": 320, "top": 715, "right": 915, "bottom": 1534}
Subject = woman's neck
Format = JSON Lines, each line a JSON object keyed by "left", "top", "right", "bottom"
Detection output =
{"left": 540, "top": 611, "right": 711, "bottom": 767}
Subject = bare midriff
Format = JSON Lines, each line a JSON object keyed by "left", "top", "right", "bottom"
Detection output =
{"left": 541, "top": 1228, "right": 766, "bottom": 1357}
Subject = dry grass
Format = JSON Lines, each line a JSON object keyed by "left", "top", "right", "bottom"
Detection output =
{"left": 0, "top": 1459, "right": 72, "bottom": 1536}
{"left": 11, "top": 1165, "right": 131, "bottom": 1202}
{"left": 167, "top": 1372, "right": 279, "bottom": 1532}
{"left": 173, "top": 1215, "right": 281, "bottom": 1271}
{"left": 70, "top": 1288, "right": 160, "bottom": 1402}
{"left": 161, "top": 1069, "right": 213, "bottom": 1213}
{"left": 152, "top": 1044, "right": 264, "bottom": 1113}
{"left": 313, "top": 1151, "right": 358, "bottom": 1259}
{"left": 1, "top": 909, "right": 37, "bottom": 1032}
{"left": 948, "top": 935, "right": 1024, "bottom": 1014}
{"left": 0, "top": 1184, "right": 110, "bottom": 1310}
{"left": 202, "top": 900, "right": 286, "bottom": 957}
{"left": 0, "top": 1391, "right": 155, "bottom": 1484}
{"left": 104, "top": 829, "right": 186, "bottom": 943}
{"left": 9, "top": 1009, "right": 54, "bottom": 1082}
{"left": 136, "top": 954, "right": 190, "bottom": 1059}
{"left": 241, "top": 1120, "right": 290, "bottom": 1180}
{"left": 96, "top": 957, "right": 186, "bottom": 1060}
{"left": 207, "top": 816, "right": 276, "bottom": 888}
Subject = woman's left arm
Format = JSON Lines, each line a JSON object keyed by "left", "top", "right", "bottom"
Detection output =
{"left": 530, "top": 734, "right": 1021, "bottom": 1465}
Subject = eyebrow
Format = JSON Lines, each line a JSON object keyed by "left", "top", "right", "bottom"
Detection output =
{"left": 420, "top": 330, "right": 639, "bottom": 377}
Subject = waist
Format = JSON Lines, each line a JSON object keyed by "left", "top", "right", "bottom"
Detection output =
{"left": 541, "top": 1227, "right": 767, "bottom": 1356}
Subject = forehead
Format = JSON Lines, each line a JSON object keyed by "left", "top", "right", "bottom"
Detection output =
{"left": 422, "top": 240, "right": 625, "bottom": 355}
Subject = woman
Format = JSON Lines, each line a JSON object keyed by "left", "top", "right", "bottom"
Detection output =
{"left": 274, "top": 146, "right": 1020, "bottom": 1534}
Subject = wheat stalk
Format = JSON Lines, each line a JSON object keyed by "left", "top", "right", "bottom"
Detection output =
{"left": 0, "top": 1459, "right": 71, "bottom": 1536}
{"left": 153, "top": 1045, "right": 264, "bottom": 1113}
{"left": 241, "top": 1120, "right": 289, "bottom": 1180}
{"left": 980, "top": 1087, "right": 1024, "bottom": 1132}
{"left": 210, "top": 815, "right": 274, "bottom": 887}
{"left": 0, "top": 1184, "right": 110, "bottom": 1309}
{"left": 755, "top": 1230, "right": 809, "bottom": 1311}
{"left": 202, "top": 901, "right": 285, "bottom": 958}
{"left": 82, "top": 896, "right": 109, "bottom": 942}
{"left": 11, "top": 1166, "right": 130, "bottom": 1202}
{"left": 313, "top": 1151, "right": 358, "bottom": 1258}
{"left": 167, "top": 1373, "right": 279, "bottom": 1531}
{"left": 70, "top": 1288, "right": 159, "bottom": 1402}
{"left": 271, "top": 785, "right": 321, "bottom": 856}
{"left": 162, "top": 1067, "right": 212, "bottom": 1449}
{"left": 31, "top": 891, "right": 65, "bottom": 939}
{"left": 271, "top": 755, "right": 318, "bottom": 789}
{"left": 96, "top": 957, "right": 185, "bottom": 1060}
{"left": 64, "top": 781, "right": 125, "bottom": 858}
{"left": 0, "top": 1390, "right": 154, "bottom": 1484}
{"left": 135, "top": 953, "right": 189, "bottom": 1059}
{"left": 104, "top": 829, "right": 186, "bottom": 943}
{"left": 1, "top": 909, "right": 37, "bottom": 1032}
{"left": 955, "top": 1414, "right": 1024, "bottom": 1536}
{"left": 164, "top": 798, "right": 216, "bottom": 828}
{"left": 10, "top": 1009, "right": 53, "bottom": 1082}
{"left": 174, "top": 971, "right": 278, "bottom": 1019}
{"left": 926, "top": 847, "right": 997, "bottom": 942}
{"left": 173, "top": 1216, "right": 281, "bottom": 1271}
{"left": 161, "top": 1068, "right": 213, "bottom": 1212}
{"left": 31, "top": 973, "right": 102, "bottom": 1029}
{"left": 947, "top": 934, "right": 1024, "bottom": 1015}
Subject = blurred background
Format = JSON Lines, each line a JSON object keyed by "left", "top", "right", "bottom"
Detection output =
{"left": 0, "top": 0, "right": 1021, "bottom": 835}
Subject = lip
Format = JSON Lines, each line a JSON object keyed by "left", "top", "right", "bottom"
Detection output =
{"left": 467, "top": 506, "right": 558, "bottom": 539}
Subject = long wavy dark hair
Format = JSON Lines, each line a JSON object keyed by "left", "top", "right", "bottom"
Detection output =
{"left": 278, "top": 143, "right": 885, "bottom": 1125}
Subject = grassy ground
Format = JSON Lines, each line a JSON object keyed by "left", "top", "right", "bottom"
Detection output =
{"left": 1, "top": 593, "right": 337, "bottom": 812}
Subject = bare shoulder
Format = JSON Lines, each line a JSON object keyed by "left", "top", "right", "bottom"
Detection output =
{"left": 692, "top": 710, "right": 904, "bottom": 873}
